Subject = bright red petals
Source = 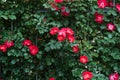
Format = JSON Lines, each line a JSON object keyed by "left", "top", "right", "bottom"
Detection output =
{"left": 97, "top": 0, "right": 107, "bottom": 8}
{"left": 50, "top": 27, "right": 75, "bottom": 42}
{"left": 23, "top": 39, "right": 32, "bottom": 46}
{"left": 57, "top": 35, "right": 66, "bottom": 42}
{"left": 67, "top": 35, "right": 75, "bottom": 42}
{"left": 0, "top": 44, "right": 7, "bottom": 53}
{"left": 66, "top": 27, "right": 74, "bottom": 36}
{"left": 106, "top": 23, "right": 115, "bottom": 31}
{"left": 50, "top": 27, "right": 59, "bottom": 35}
{"left": 29, "top": 45, "right": 39, "bottom": 56}
{"left": 58, "top": 28, "right": 67, "bottom": 37}
{"left": 109, "top": 72, "right": 119, "bottom": 80}
{"left": 54, "top": 0, "right": 63, "bottom": 3}
{"left": 116, "top": 4, "right": 120, "bottom": 13}
{"left": 49, "top": 77, "right": 56, "bottom": 80}
{"left": 79, "top": 55, "right": 89, "bottom": 64}
{"left": 82, "top": 71, "right": 93, "bottom": 80}
{"left": 94, "top": 12, "right": 104, "bottom": 24}
{"left": 4, "top": 40, "right": 14, "bottom": 48}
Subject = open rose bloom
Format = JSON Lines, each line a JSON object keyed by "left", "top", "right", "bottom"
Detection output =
{"left": 82, "top": 71, "right": 93, "bottom": 80}
{"left": 106, "top": 23, "right": 115, "bottom": 31}
{"left": 94, "top": 12, "right": 104, "bottom": 24}
{"left": 109, "top": 72, "right": 119, "bottom": 80}
{"left": 97, "top": 0, "right": 107, "bottom": 8}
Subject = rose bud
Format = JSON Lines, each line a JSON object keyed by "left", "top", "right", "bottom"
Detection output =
{"left": 72, "top": 45, "right": 79, "bottom": 53}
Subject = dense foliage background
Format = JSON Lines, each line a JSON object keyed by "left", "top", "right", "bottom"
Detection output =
{"left": 0, "top": 0, "right": 120, "bottom": 80}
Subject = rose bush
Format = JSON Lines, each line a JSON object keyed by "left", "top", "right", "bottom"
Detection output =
{"left": 0, "top": 0, "right": 120, "bottom": 80}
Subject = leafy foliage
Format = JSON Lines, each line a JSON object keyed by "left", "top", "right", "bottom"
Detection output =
{"left": 0, "top": 0, "right": 120, "bottom": 80}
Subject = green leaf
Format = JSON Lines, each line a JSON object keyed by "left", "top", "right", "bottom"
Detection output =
{"left": 9, "top": 15, "right": 16, "bottom": 20}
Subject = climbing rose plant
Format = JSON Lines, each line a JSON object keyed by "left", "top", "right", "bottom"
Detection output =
{"left": 0, "top": 0, "right": 120, "bottom": 80}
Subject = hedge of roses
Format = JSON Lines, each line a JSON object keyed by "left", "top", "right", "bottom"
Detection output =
{"left": 0, "top": 0, "right": 120, "bottom": 80}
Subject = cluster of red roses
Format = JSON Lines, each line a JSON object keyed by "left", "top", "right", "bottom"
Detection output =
{"left": 22, "top": 39, "right": 39, "bottom": 56}
{"left": 95, "top": 0, "right": 120, "bottom": 31}
{"left": 50, "top": 27, "right": 75, "bottom": 42}
{"left": 0, "top": 39, "right": 39, "bottom": 56}
{"left": 97, "top": 0, "right": 120, "bottom": 10}
{"left": 50, "top": 27, "right": 92, "bottom": 80}
{"left": 72, "top": 42, "right": 92, "bottom": 79}
{"left": 0, "top": 40, "right": 14, "bottom": 52}
{"left": 49, "top": 0, "right": 70, "bottom": 16}
{"left": 49, "top": 0, "right": 93, "bottom": 80}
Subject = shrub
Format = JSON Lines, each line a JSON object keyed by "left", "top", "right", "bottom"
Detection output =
{"left": 0, "top": 0, "right": 120, "bottom": 80}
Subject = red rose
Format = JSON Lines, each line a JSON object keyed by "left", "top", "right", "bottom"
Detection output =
{"left": 57, "top": 34, "right": 66, "bottom": 42}
{"left": 66, "top": 27, "right": 74, "bottom": 36}
{"left": 58, "top": 28, "right": 67, "bottom": 38}
{"left": 50, "top": 27, "right": 59, "bottom": 35}
{"left": 61, "top": 6, "right": 70, "bottom": 17}
{"left": 72, "top": 45, "right": 79, "bottom": 53}
{"left": 49, "top": 77, "right": 56, "bottom": 80}
{"left": 57, "top": 28, "right": 66, "bottom": 42}
{"left": 106, "top": 23, "right": 115, "bottom": 31}
{"left": 4, "top": 40, "right": 14, "bottom": 48}
{"left": 52, "top": 4, "right": 59, "bottom": 11}
{"left": 0, "top": 44, "right": 7, "bottom": 52}
{"left": 79, "top": 55, "right": 89, "bottom": 64}
{"left": 29, "top": 45, "right": 39, "bottom": 56}
{"left": 97, "top": 0, "right": 107, "bottom": 8}
{"left": 116, "top": 4, "right": 120, "bottom": 13}
{"left": 82, "top": 71, "right": 93, "bottom": 80}
{"left": 94, "top": 12, "right": 104, "bottom": 24}
{"left": 23, "top": 39, "right": 32, "bottom": 46}
{"left": 109, "top": 72, "right": 119, "bottom": 80}
{"left": 54, "top": 0, "right": 63, "bottom": 3}
{"left": 67, "top": 35, "right": 75, "bottom": 42}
